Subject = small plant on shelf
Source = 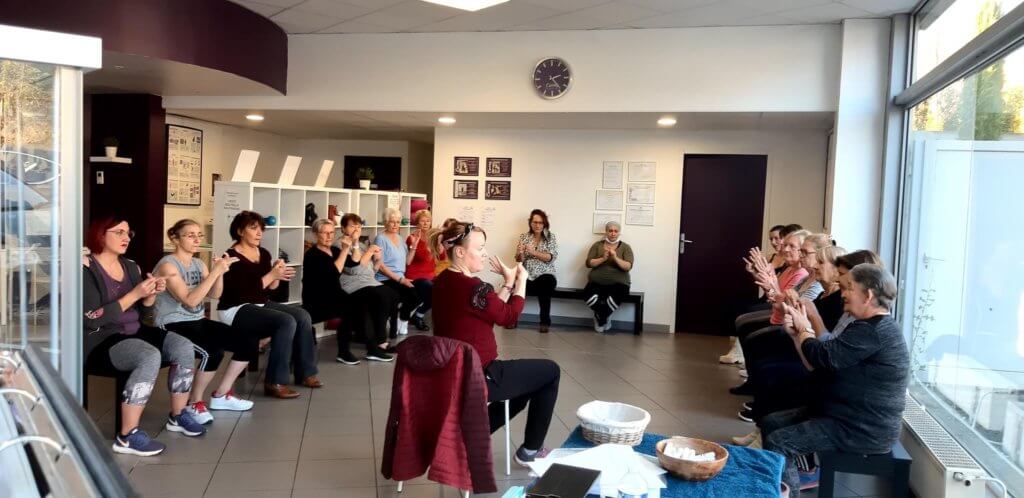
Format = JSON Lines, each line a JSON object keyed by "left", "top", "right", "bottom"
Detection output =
{"left": 357, "top": 167, "right": 374, "bottom": 189}
{"left": 102, "top": 137, "right": 120, "bottom": 158}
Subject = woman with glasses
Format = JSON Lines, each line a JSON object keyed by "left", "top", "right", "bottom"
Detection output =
{"left": 153, "top": 219, "right": 258, "bottom": 424}
{"left": 83, "top": 217, "right": 204, "bottom": 457}
{"left": 515, "top": 209, "right": 559, "bottom": 333}
{"left": 338, "top": 213, "right": 399, "bottom": 362}
{"left": 583, "top": 221, "right": 635, "bottom": 333}
{"left": 302, "top": 218, "right": 368, "bottom": 364}
{"left": 374, "top": 207, "right": 421, "bottom": 337}
{"left": 430, "top": 221, "right": 561, "bottom": 465}
{"left": 217, "top": 210, "right": 321, "bottom": 399}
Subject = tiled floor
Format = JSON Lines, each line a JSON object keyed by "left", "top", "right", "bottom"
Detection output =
{"left": 86, "top": 326, "right": 897, "bottom": 498}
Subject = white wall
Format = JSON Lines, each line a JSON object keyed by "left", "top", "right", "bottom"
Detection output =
{"left": 432, "top": 127, "right": 829, "bottom": 331}
{"left": 164, "top": 25, "right": 841, "bottom": 113}
{"left": 827, "top": 19, "right": 892, "bottom": 252}
{"left": 162, "top": 116, "right": 415, "bottom": 236}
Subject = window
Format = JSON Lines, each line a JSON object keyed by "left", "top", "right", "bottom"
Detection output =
{"left": 902, "top": 41, "right": 1024, "bottom": 496}
{"left": 915, "top": 0, "right": 1024, "bottom": 81}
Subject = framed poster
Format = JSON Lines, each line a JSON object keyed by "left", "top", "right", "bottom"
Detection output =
{"left": 485, "top": 180, "right": 511, "bottom": 200}
{"left": 486, "top": 157, "right": 512, "bottom": 177}
{"left": 166, "top": 124, "right": 203, "bottom": 205}
{"left": 628, "top": 161, "right": 656, "bottom": 182}
{"left": 625, "top": 205, "right": 655, "bottom": 226}
{"left": 602, "top": 161, "right": 623, "bottom": 189}
{"left": 596, "top": 189, "right": 623, "bottom": 210}
{"left": 593, "top": 212, "right": 622, "bottom": 234}
{"left": 454, "top": 156, "right": 479, "bottom": 176}
{"left": 627, "top": 182, "right": 656, "bottom": 205}
{"left": 453, "top": 180, "right": 479, "bottom": 199}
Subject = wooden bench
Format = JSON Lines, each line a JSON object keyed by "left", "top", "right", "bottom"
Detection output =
{"left": 817, "top": 440, "right": 912, "bottom": 498}
{"left": 548, "top": 287, "right": 645, "bottom": 335}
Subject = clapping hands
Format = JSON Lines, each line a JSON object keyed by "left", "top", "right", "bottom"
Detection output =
{"left": 271, "top": 259, "right": 296, "bottom": 281}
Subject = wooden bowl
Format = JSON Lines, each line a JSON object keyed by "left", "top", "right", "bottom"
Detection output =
{"left": 655, "top": 436, "right": 729, "bottom": 481}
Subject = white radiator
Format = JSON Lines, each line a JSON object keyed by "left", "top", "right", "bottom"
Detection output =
{"left": 902, "top": 393, "right": 988, "bottom": 498}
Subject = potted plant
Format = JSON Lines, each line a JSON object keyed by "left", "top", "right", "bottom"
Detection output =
{"left": 102, "top": 137, "right": 119, "bottom": 158}
{"left": 357, "top": 167, "right": 374, "bottom": 190}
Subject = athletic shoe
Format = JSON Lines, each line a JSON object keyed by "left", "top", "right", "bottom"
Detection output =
{"left": 731, "top": 429, "right": 759, "bottom": 446}
{"left": 112, "top": 428, "right": 165, "bottom": 456}
{"left": 729, "top": 382, "right": 754, "bottom": 396}
{"left": 743, "top": 401, "right": 754, "bottom": 411}
{"left": 739, "top": 369, "right": 749, "bottom": 378}
{"left": 397, "top": 320, "right": 409, "bottom": 336}
{"left": 185, "top": 400, "right": 214, "bottom": 425}
{"left": 593, "top": 317, "right": 603, "bottom": 333}
{"left": 209, "top": 390, "right": 254, "bottom": 411}
{"left": 737, "top": 409, "right": 755, "bottom": 423}
{"left": 799, "top": 468, "right": 820, "bottom": 490}
{"left": 514, "top": 446, "right": 552, "bottom": 466}
{"left": 411, "top": 316, "right": 430, "bottom": 331}
{"left": 367, "top": 350, "right": 395, "bottom": 362}
{"left": 165, "top": 411, "right": 207, "bottom": 437}
{"left": 336, "top": 352, "right": 361, "bottom": 365}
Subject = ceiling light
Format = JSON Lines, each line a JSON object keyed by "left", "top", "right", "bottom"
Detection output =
{"left": 420, "top": 0, "right": 509, "bottom": 12}
{"left": 246, "top": 114, "right": 265, "bottom": 122}
{"left": 438, "top": 116, "right": 456, "bottom": 125}
{"left": 657, "top": 117, "right": 677, "bottom": 127}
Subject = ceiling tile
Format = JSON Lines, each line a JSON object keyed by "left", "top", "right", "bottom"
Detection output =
{"left": 290, "top": 0, "right": 374, "bottom": 19}
{"left": 619, "top": 0, "right": 718, "bottom": 13}
{"left": 839, "top": 0, "right": 917, "bottom": 15}
{"left": 317, "top": 19, "right": 394, "bottom": 33}
{"left": 411, "top": 2, "right": 563, "bottom": 32}
{"left": 519, "top": 0, "right": 614, "bottom": 12}
{"left": 779, "top": 2, "right": 874, "bottom": 22}
{"left": 511, "top": 12, "right": 609, "bottom": 30}
{"left": 336, "top": 0, "right": 406, "bottom": 8}
{"left": 624, "top": 0, "right": 769, "bottom": 28}
{"left": 353, "top": 1, "right": 463, "bottom": 31}
{"left": 270, "top": 8, "right": 344, "bottom": 32}
{"left": 235, "top": 0, "right": 304, "bottom": 7}
{"left": 572, "top": 1, "right": 662, "bottom": 24}
{"left": 229, "top": 0, "right": 288, "bottom": 17}
{"left": 729, "top": 12, "right": 803, "bottom": 26}
{"left": 731, "top": 0, "right": 834, "bottom": 13}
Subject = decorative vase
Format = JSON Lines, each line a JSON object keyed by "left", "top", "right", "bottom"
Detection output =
{"left": 105, "top": 146, "right": 118, "bottom": 158}
{"left": 359, "top": 179, "right": 371, "bottom": 190}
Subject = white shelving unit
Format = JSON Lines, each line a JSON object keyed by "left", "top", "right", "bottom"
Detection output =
{"left": 213, "top": 181, "right": 427, "bottom": 307}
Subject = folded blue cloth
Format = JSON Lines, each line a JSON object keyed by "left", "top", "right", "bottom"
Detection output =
{"left": 561, "top": 427, "right": 784, "bottom": 498}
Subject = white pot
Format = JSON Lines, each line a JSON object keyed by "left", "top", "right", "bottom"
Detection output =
{"left": 359, "top": 179, "right": 371, "bottom": 190}
{"left": 104, "top": 146, "right": 118, "bottom": 158}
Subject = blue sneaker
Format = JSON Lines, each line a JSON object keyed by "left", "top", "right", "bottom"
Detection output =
{"left": 112, "top": 428, "right": 166, "bottom": 456}
{"left": 799, "top": 468, "right": 820, "bottom": 490}
{"left": 165, "top": 411, "right": 206, "bottom": 437}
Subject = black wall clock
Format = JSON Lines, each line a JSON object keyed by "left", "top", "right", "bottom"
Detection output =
{"left": 533, "top": 57, "right": 571, "bottom": 99}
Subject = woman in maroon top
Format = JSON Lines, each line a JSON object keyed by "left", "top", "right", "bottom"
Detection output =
{"left": 430, "top": 221, "right": 561, "bottom": 465}
{"left": 405, "top": 209, "right": 436, "bottom": 331}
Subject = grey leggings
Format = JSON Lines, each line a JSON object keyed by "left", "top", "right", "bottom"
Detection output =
{"left": 105, "top": 327, "right": 196, "bottom": 405}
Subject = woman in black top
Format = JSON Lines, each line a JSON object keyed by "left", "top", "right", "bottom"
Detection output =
{"left": 336, "top": 213, "right": 400, "bottom": 362}
{"left": 218, "top": 211, "right": 321, "bottom": 399}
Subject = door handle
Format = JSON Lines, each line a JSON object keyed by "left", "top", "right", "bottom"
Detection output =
{"left": 679, "top": 233, "right": 694, "bottom": 254}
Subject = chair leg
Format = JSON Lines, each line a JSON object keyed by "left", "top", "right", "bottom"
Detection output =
{"left": 462, "top": 490, "right": 470, "bottom": 498}
{"left": 817, "top": 457, "right": 836, "bottom": 498}
{"left": 504, "top": 399, "right": 511, "bottom": 476}
{"left": 113, "top": 376, "right": 127, "bottom": 437}
{"left": 397, "top": 481, "right": 403, "bottom": 492}
{"left": 890, "top": 463, "right": 911, "bottom": 498}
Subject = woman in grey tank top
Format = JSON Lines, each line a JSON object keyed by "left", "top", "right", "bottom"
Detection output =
{"left": 153, "top": 219, "right": 259, "bottom": 423}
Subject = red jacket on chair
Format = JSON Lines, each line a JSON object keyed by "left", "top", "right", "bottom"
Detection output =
{"left": 381, "top": 335, "right": 496, "bottom": 493}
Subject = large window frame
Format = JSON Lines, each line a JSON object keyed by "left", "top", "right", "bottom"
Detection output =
{"left": 890, "top": 1, "right": 1024, "bottom": 496}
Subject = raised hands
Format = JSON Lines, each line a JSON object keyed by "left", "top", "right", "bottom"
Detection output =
{"left": 489, "top": 255, "right": 516, "bottom": 285}
{"left": 271, "top": 259, "right": 296, "bottom": 281}
{"left": 212, "top": 253, "right": 240, "bottom": 275}
{"left": 782, "top": 301, "right": 812, "bottom": 337}
{"left": 133, "top": 273, "right": 166, "bottom": 299}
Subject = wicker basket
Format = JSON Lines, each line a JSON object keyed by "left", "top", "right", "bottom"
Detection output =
{"left": 576, "top": 401, "right": 651, "bottom": 446}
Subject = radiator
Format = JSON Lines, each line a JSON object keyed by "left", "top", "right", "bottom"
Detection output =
{"left": 902, "top": 393, "right": 987, "bottom": 498}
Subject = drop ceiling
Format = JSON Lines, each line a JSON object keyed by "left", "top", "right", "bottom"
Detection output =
{"left": 166, "top": 109, "right": 835, "bottom": 143}
{"left": 229, "top": 0, "right": 918, "bottom": 34}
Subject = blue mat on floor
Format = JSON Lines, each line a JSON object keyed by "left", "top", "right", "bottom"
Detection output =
{"left": 561, "top": 427, "right": 784, "bottom": 498}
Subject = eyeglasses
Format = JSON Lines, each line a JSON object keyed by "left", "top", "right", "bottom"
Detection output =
{"left": 317, "top": 230, "right": 334, "bottom": 236}
{"left": 800, "top": 249, "right": 816, "bottom": 257}
{"left": 107, "top": 229, "right": 135, "bottom": 239}
{"left": 180, "top": 233, "right": 205, "bottom": 241}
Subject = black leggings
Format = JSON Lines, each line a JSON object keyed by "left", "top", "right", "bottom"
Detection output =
{"left": 411, "top": 279, "right": 432, "bottom": 316}
{"left": 165, "top": 318, "right": 258, "bottom": 371}
{"left": 485, "top": 359, "right": 561, "bottom": 450}
{"left": 348, "top": 285, "right": 400, "bottom": 347}
{"left": 230, "top": 302, "right": 318, "bottom": 385}
{"left": 583, "top": 282, "right": 630, "bottom": 324}
{"left": 526, "top": 274, "right": 557, "bottom": 325}
{"left": 381, "top": 280, "right": 419, "bottom": 321}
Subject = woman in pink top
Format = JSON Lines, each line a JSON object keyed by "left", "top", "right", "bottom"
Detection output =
{"left": 733, "top": 231, "right": 811, "bottom": 344}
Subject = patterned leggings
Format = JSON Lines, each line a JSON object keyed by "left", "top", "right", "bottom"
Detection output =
{"left": 91, "top": 327, "right": 196, "bottom": 405}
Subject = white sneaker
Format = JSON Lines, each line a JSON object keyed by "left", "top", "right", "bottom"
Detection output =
{"left": 185, "top": 401, "right": 214, "bottom": 425}
{"left": 209, "top": 391, "right": 254, "bottom": 411}
{"left": 732, "top": 429, "right": 760, "bottom": 446}
{"left": 593, "top": 317, "right": 603, "bottom": 333}
{"left": 397, "top": 319, "right": 409, "bottom": 336}
{"left": 739, "top": 369, "right": 748, "bottom": 378}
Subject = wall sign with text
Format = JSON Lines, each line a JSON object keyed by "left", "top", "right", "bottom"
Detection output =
{"left": 166, "top": 124, "right": 203, "bottom": 205}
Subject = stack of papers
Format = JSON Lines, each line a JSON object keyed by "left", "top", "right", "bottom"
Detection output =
{"left": 526, "top": 444, "right": 667, "bottom": 498}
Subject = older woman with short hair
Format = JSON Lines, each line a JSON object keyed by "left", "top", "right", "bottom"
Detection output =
{"left": 584, "top": 221, "right": 634, "bottom": 333}
{"left": 404, "top": 209, "right": 436, "bottom": 331}
{"left": 374, "top": 207, "right": 421, "bottom": 336}
{"left": 763, "top": 264, "right": 908, "bottom": 497}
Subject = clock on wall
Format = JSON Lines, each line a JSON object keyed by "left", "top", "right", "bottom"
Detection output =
{"left": 533, "top": 57, "right": 571, "bottom": 99}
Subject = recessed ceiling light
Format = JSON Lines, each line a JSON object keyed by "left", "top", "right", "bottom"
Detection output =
{"left": 420, "top": 0, "right": 509, "bottom": 11}
{"left": 438, "top": 116, "right": 456, "bottom": 125}
{"left": 657, "top": 117, "right": 677, "bottom": 127}
{"left": 246, "top": 114, "right": 265, "bottom": 122}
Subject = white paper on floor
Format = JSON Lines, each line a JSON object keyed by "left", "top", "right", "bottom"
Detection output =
{"left": 526, "top": 444, "right": 667, "bottom": 498}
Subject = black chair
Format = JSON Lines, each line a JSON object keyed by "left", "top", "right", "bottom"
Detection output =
{"left": 817, "top": 441, "right": 912, "bottom": 498}
{"left": 83, "top": 361, "right": 170, "bottom": 436}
